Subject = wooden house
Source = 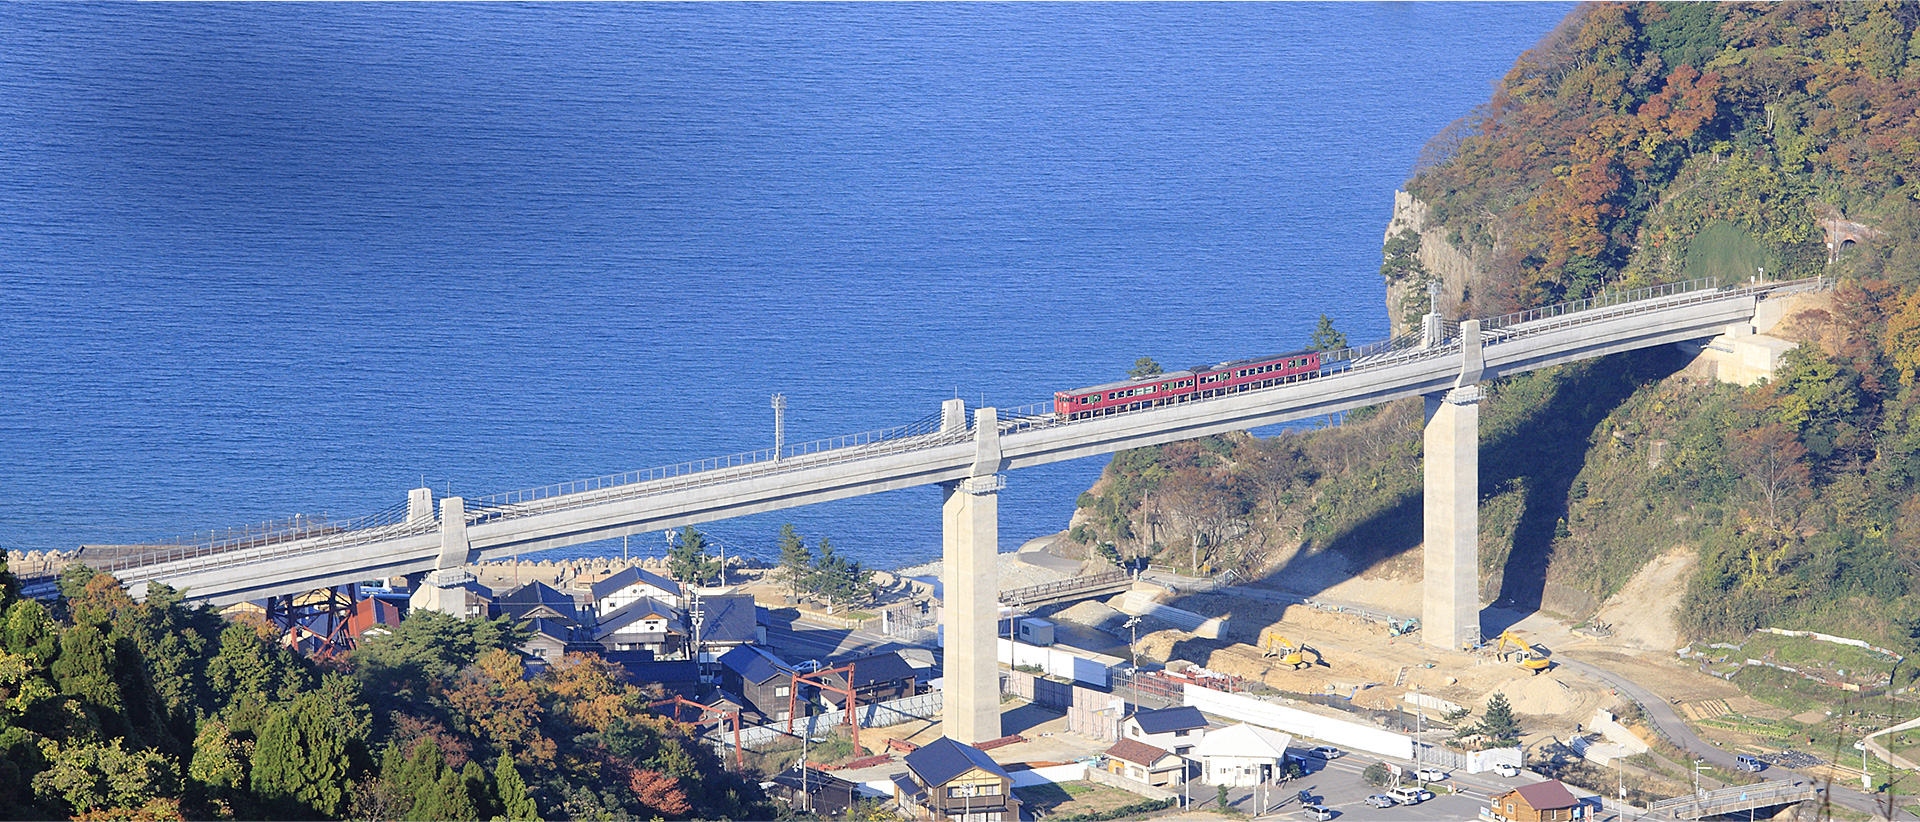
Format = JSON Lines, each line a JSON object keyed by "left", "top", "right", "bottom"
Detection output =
{"left": 1103, "top": 738, "right": 1189, "bottom": 787}
{"left": 892, "top": 737, "right": 1021, "bottom": 822}
{"left": 717, "top": 645, "right": 806, "bottom": 721}
{"left": 593, "top": 596, "right": 686, "bottom": 658}
{"left": 1490, "top": 780, "right": 1590, "bottom": 822}
{"left": 591, "top": 566, "right": 684, "bottom": 613}
{"left": 815, "top": 651, "right": 918, "bottom": 708}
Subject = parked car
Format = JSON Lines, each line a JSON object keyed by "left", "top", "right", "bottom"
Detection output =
{"left": 1301, "top": 803, "right": 1335, "bottom": 820}
{"left": 1493, "top": 763, "right": 1522, "bottom": 778}
{"left": 792, "top": 659, "right": 823, "bottom": 673}
{"left": 1306, "top": 745, "right": 1344, "bottom": 760}
{"left": 1365, "top": 794, "right": 1396, "bottom": 809}
{"left": 1415, "top": 767, "right": 1449, "bottom": 781}
{"left": 1388, "top": 786, "right": 1431, "bottom": 805}
{"left": 1735, "top": 755, "right": 1766, "bottom": 772}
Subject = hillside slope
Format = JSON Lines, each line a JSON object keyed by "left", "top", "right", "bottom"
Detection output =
{"left": 1064, "top": 1, "right": 1920, "bottom": 661}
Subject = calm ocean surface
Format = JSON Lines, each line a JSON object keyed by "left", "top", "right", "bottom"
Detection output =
{"left": 0, "top": 3, "right": 1572, "bottom": 570}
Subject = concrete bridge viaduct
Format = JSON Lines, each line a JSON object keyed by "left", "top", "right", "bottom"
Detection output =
{"left": 71, "top": 276, "right": 1824, "bottom": 745}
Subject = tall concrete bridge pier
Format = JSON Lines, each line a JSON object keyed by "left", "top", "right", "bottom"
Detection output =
{"left": 1424, "top": 318, "right": 1484, "bottom": 651}
{"left": 940, "top": 398, "right": 1007, "bottom": 744}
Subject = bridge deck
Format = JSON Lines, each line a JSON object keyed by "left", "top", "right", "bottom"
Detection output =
{"left": 73, "top": 276, "right": 1827, "bottom": 606}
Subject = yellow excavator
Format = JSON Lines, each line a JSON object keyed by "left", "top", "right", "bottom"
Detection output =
{"left": 1260, "top": 632, "right": 1323, "bottom": 670}
{"left": 1493, "top": 629, "right": 1552, "bottom": 675}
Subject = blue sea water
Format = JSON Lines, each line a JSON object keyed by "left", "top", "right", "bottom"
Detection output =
{"left": 0, "top": 3, "right": 1572, "bottom": 569}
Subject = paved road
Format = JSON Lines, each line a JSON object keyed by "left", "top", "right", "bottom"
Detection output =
{"left": 1559, "top": 657, "right": 1914, "bottom": 821}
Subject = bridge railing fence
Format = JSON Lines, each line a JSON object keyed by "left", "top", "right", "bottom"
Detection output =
{"left": 99, "top": 276, "right": 1837, "bottom": 582}
{"left": 472, "top": 410, "right": 963, "bottom": 514}
{"left": 88, "top": 498, "right": 428, "bottom": 575}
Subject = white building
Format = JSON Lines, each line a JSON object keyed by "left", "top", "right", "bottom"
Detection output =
{"left": 590, "top": 566, "right": 684, "bottom": 614}
{"left": 1121, "top": 706, "right": 1211, "bottom": 756}
{"left": 1194, "top": 723, "right": 1293, "bottom": 787}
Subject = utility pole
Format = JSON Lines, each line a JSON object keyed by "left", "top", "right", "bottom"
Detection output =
{"left": 772, "top": 393, "right": 787, "bottom": 463}
{"left": 1125, "top": 617, "right": 1142, "bottom": 716}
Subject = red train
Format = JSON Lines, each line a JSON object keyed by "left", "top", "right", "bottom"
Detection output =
{"left": 1054, "top": 349, "right": 1344, "bottom": 420}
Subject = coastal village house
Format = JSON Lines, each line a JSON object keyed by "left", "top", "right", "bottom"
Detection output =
{"left": 1103, "top": 738, "right": 1189, "bottom": 787}
{"left": 814, "top": 651, "right": 919, "bottom": 708}
{"left": 688, "top": 592, "right": 764, "bottom": 657}
{"left": 717, "top": 645, "right": 805, "bottom": 721}
{"left": 493, "top": 581, "right": 583, "bottom": 626}
{"left": 593, "top": 596, "right": 686, "bottom": 658}
{"left": 1193, "top": 723, "right": 1293, "bottom": 787}
{"left": 591, "top": 566, "right": 684, "bottom": 613}
{"left": 892, "top": 736, "right": 1021, "bottom": 822}
{"left": 1490, "top": 780, "right": 1590, "bottom": 822}
{"left": 1122, "top": 706, "right": 1210, "bottom": 756}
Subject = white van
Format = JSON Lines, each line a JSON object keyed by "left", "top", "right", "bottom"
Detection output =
{"left": 1388, "top": 786, "right": 1431, "bottom": 805}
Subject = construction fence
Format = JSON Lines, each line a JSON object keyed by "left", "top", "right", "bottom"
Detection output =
{"left": 727, "top": 690, "right": 944, "bottom": 751}
{"left": 1003, "top": 669, "right": 1125, "bottom": 741}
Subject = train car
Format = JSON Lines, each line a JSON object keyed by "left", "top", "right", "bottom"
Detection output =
{"left": 1055, "top": 349, "right": 1328, "bottom": 420}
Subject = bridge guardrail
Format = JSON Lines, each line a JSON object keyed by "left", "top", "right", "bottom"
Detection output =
{"left": 93, "top": 276, "right": 1832, "bottom": 588}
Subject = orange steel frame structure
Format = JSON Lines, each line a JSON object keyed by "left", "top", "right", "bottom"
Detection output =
{"left": 651, "top": 696, "right": 745, "bottom": 770}
{"left": 785, "top": 661, "right": 859, "bottom": 752}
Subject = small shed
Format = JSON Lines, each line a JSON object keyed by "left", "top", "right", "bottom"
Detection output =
{"left": 1490, "top": 780, "right": 1589, "bottom": 822}
{"left": 1016, "top": 617, "right": 1055, "bottom": 646}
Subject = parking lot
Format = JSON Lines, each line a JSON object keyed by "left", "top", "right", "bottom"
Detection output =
{"left": 1194, "top": 750, "right": 1627, "bottom": 822}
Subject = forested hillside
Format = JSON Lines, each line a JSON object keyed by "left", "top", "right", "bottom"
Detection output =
{"left": 0, "top": 564, "right": 771, "bottom": 820}
{"left": 1068, "top": 1, "right": 1920, "bottom": 658}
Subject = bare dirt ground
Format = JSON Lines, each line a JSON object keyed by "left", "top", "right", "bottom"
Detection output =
{"left": 1587, "top": 547, "right": 1694, "bottom": 654}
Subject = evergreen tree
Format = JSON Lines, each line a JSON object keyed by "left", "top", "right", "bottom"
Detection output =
{"left": 1477, "top": 693, "right": 1522, "bottom": 746}
{"left": 461, "top": 761, "right": 494, "bottom": 821}
{"left": 249, "top": 702, "right": 350, "bottom": 818}
{"left": 777, "top": 524, "right": 814, "bottom": 600}
{"left": 666, "top": 527, "right": 720, "bottom": 587}
{"left": 1127, "top": 357, "right": 1163, "bottom": 378}
{"left": 1309, "top": 314, "right": 1348, "bottom": 352}
{"left": 493, "top": 754, "right": 539, "bottom": 822}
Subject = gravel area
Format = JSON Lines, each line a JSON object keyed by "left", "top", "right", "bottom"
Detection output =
{"left": 896, "top": 552, "right": 1068, "bottom": 592}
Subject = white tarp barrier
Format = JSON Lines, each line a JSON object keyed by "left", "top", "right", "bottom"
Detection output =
{"left": 999, "top": 638, "right": 1114, "bottom": 687}
{"left": 1008, "top": 763, "right": 1089, "bottom": 787}
{"left": 1184, "top": 685, "right": 1414, "bottom": 760}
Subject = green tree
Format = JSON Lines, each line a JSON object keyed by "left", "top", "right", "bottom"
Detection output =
{"left": 807, "top": 538, "right": 875, "bottom": 613}
{"left": 3, "top": 599, "right": 59, "bottom": 668}
{"left": 1362, "top": 762, "right": 1391, "bottom": 787}
{"left": 493, "top": 754, "right": 539, "bottom": 822}
{"left": 1309, "top": 314, "right": 1348, "bottom": 352}
{"left": 1128, "top": 357, "right": 1164, "bottom": 379}
{"left": 349, "top": 610, "right": 527, "bottom": 691}
{"left": 666, "top": 527, "right": 720, "bottom": 587}
{"left": 188, "top": 721, "right": 247, "bottom": 796}
{"left": 250, "top": 700, "right": 351, "bottom": 818}
{"left": 1477, "top": 693, "right": 1522, "bottom": 746}
{"left": 30, "top": 737, "right": 178, "bottom": 817}
{"left": 777, "top": 524, "right": 814, "bottom": 600}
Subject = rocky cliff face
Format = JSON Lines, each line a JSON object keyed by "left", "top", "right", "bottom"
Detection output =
{"left": 1383, "top": 190, "right": 1485, "bottom": 336}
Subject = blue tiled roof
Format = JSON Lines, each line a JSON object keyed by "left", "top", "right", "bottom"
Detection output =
{"left": 1131, "top": 706, "right": 1207, "bottom": 735}
{"left": 594, "top": 597, "right": 685, "bottom": 638}
{"left": 904, "top": 737, "right": 1008, "bottom": 787}
{"left": 718, "top": 645, "right": 793, "bottom": 685}
{"left": 693, "top": 593, "right": 758, "bottom": 644}
{"left": 590, "top": 566, "right": 684, "bottom": 600}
